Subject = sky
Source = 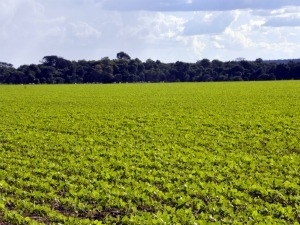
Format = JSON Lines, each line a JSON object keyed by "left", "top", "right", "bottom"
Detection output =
{"left": 1, "top": 0, "right": 300, "bottom": 67}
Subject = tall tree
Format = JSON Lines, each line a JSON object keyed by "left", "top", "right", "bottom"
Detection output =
{"left": 116, "top": 52, "right": 131, "bottom": 61}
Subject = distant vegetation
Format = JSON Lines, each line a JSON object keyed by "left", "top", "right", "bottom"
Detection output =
{"left": 1, "top": 52, "right": 300, "bottom": 84}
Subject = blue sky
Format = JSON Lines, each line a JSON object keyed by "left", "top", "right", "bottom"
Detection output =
{"left": 1, "top": 0, "right": 300, "bottom": 67}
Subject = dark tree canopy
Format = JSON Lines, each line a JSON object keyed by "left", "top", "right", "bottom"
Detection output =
{"left": 0, "top": 62, "right": 13, "bottom": 68}
{"left": 0, "top": 54, "right": 300, "bottom": 84}
{"left": 116, "top": 52, "right": 131, "bottom": 61}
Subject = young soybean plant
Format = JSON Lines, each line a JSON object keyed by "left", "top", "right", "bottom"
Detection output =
{"left": 0, "top": 81, "right": 300, "bottom": 224}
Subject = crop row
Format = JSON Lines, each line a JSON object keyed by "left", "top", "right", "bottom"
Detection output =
{"left": 1, "top": 82, "right": 300, "bottom": 224}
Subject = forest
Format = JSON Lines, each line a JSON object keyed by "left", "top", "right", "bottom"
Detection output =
{"left": 1, "top": 52, "right": 300, "bottom": 84}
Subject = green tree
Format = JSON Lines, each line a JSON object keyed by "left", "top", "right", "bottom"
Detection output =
{"left": 116, "top": 52, "right": 131, "bottom": 61}
{"left": 197, "top": 58, "right": 211, "bottom": 68}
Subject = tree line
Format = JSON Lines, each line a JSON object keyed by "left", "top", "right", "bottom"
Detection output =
{"left": 1, "top": 52, "right": 300, "bottom": 84}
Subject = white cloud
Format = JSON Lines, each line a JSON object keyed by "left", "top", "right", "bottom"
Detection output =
{"left": 102, "top": 0, "right": 300, "bottom": 11}
{"left": 183, "top": 11, "right": 235, "bottom": 35}
{"left": 213, "top": 41, "right": 225, "bottom": 49}
{"left": 133, "top": 12, "right": 186, "bottom": 41}
{"left": 34, "top": 17, "right": 66, "bottom": 24}
{"left": 69, "top": 22, "right": 102, "bottom": 39}
{"left": 224, "top": 27, "right": 255, "bottom": 48}
{"left": 192, "top": 36, "right": 206, "bottom": 56}
{"left": 1, "top": 0, "right": 300, "bottom": 67}
{"left": 270, "top": 6, "right": 300, "bottom": 16}
{"left": 264, "top": 16, "right": 300, "bottom": 27}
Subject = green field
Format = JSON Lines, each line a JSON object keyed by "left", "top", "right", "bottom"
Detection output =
{"left": 1, "top": 81, "right": 300, "bottom": 224}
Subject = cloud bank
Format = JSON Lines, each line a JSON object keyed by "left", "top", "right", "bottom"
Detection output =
{"left": 1, "top": 0, "right": 300, "bottom": 67}
{"left": 102, "top": 0, "right": 300, "bottom": 11}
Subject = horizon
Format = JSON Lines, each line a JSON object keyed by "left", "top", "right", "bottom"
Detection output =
{"left": 4, "top": 54, "right": 300, "bottom": 69}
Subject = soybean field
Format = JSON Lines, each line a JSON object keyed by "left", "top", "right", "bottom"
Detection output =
{"left": 0, "top": 81, "right": 300, "bottom": 224}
